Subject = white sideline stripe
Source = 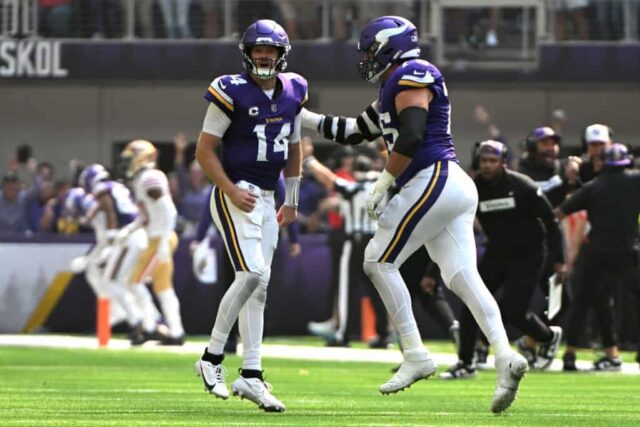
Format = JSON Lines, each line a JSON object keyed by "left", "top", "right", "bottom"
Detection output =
{"left": 0, "top": 334, "right": 638, "bottom": 375}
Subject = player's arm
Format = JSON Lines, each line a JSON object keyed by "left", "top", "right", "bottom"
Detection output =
{"left": 301, "top": 100, "right": 382, "bottom": 145}
{"left": 195, "top": 103, "right": 257, "bottom": 213}
{"left": 144, "top": 173, "right": 177, "bottom": 261}
{"left": 96, "top": 191, "right": 118, "bottom": 232}
{"left": 555, "top": 184, "right": 591, "bottom": 220}
{"left": 528, "top": 180, "right": 566, "bottom": 280}
{"left": 385, "top": 88, "right": 431, "bottom": 177}
{"left": 278, "top": 113, "right": 303, "bottom": 227}
{"left": 367, "top": 89, "right": 431, "bottom": 218}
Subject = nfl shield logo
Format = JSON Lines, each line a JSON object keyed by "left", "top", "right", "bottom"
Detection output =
{"left": 271, "top": 104, "right": 278, "bottom": 112}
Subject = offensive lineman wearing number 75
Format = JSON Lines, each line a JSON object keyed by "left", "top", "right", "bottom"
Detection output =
{"left": 194, "top": 19, "right": 305, "bottom": 412}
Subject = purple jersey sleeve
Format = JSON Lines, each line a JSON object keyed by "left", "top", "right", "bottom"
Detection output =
{"left": 379, "top": 59, "right": 457, "bottom": 187}
{"left": 282, "top": 72, "right": 309, "bottom": 114}
{"left": 203, "top": 75, "right": 236, "bottom": 118}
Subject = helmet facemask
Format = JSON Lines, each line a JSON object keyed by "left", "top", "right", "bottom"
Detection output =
{"left": 358, "top": 41, "right": 398, "bottom": 83}
{"left": 241, "top": 43, "right": 289, "bottom": 80}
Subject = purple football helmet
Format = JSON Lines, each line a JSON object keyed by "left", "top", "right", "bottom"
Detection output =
{"left": 604, "top": 143, "right": 632, "bottom": 167}
{"left": 63, "top": 187, "right": 87, "bottom": 218}
{"left": 79, "top": 164, "right": 109, "bottom": 193}
{"left": 239, "top": 19, "right": 290, "bottom": 80}
{"left": 357, "top": 16, "right": 420, "bottom": 83}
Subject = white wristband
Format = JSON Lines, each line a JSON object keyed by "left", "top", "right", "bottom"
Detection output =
{"left": 374, "top": 169, "right": 395, "bottom": 193}
{"left": 284, "top": 176, "right": 301, "bottom": 208}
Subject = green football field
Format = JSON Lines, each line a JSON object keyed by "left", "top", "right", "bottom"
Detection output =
{"left": 1, "top": 345, "right": 639, "bottom": 427}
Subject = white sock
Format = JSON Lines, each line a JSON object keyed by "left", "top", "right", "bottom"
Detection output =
{"left": 157, "top": 288, "right": 184, "bottom": 338}
{"left": 239, "top": 280, "right": 268, "bottom": 370}
{"left": 449, "top": 267, "right": 511, "bottom": 358}
{"left": 109, "top": 283, "right": 142, "bottom": 327}
{"left": 109, "top": 299, "right": 128, "bottom": 326}
{"left": 364, "top": 261, "right": 428, "bottom": 360}
{"left": 335, "top": 241, "right": 351, "bottom": 342}
{"left": 208, "top": 271, "right": 261, "bottom": 355}
{"left": 131, "top": 284, "right": 158, "bottom": 333}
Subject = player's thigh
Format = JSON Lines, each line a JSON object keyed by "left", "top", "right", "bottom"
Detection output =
{"left": 106, "top": 229, "right": 147, "bottom": 284}
{"left": 365, "top": 162, "right": 448, "bottom": 265}
{"left": 260, "top": 196, "right": 279, "bottom": 268}
{"left": 210, "top": 186, "right": 266, "bottom": 274}
{"left": 425, "top": 206, "right": 478, "bottom": 286}
{"left": 131, "top": 237, "right": 157, "bottom": 284}
{"left": 149, "top": 233, "right": 179, "bottom": 292}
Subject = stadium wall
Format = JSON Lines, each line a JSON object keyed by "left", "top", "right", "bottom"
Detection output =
{"left": 0, "top": 233, "right": 468, "bottom": 339}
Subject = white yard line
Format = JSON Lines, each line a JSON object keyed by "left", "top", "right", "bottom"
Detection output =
{"left": 0, "top": 334, "right": 638, "bottom": 375}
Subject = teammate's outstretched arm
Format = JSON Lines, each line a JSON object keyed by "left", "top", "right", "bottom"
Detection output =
{"left": 278, "top": 122, "right": 302, "bottom": 227}
{"left": 195, "top": 131, "right": 257, "bottom": 213}
{"left": 367, "top": 88, "right": 432, "bottom": 218}
{"left": 301, "top": 101, "right": 382, "bottom": 146}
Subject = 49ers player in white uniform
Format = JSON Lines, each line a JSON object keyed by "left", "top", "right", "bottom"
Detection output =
{"left": 121, "top": 139, "right": 186, "bottom": 345}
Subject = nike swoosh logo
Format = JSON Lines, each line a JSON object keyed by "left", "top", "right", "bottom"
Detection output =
{"left": 413, "top": 70, "right": 425, "bottom": 76}
{"left": 219, "top": 80, "right": 227, "bottom": 89}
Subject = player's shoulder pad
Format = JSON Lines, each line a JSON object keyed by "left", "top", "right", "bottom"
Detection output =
{"left": 282, "top": 72, "right": 309, "bottom": 107}
{"left": 140, "top": 169, "right": 168, "bottom": 189}
{"left": 206, "top": 74, "right": 248, "bottom": 114}
{"left": 393, "top": 59, "right": 439, "bottom": 89}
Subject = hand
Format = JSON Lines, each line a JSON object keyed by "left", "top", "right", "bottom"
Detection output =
{"left": 367, "top": 170, "right": 394, "bottom": 220}
{"left": 474, "top": 105, "right": 490, "bottom": 125}
{"left": 113, "top": 227, "right": 130, "bottom": 245}
{"left": 157, "top": 239, "right": 172, "bottom": 262}
{"left": 366, "top": 188, "right": 385, "bottom": 220}
{"left": 289, "top": 242, "right": 302, "bottom": 257}
{"left": 228, "top": 187, "right": 257, "bottom": 212}
{"left": 553, "top": 263, "right": 566, "bottom": 285}
{"left": 277, "top": 205, "right": 297, "bottom": 227}
{"left": 565, "top": 156, "right": 581, "bottom": 184}
{"left": 173, "top": 132, "right": 188, "bottom": 152}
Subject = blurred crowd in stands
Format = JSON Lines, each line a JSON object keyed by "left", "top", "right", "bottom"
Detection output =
{"left": 11, "top": 0, "right": 640, "bottom": 41}
{"left": 1, "top": 105, "right": 637, "bottom": 238}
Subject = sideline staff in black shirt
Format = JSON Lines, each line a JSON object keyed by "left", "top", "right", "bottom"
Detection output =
{"left": 443, "top": 141, "right": 565, "bottom": 378}
{"left": 557, "top": 143, "right": 640, "bottom": 371}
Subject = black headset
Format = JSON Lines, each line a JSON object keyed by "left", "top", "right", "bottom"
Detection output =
{"left": 471, "top": 140, "right": 508, "bottom": 170}
{"left": 525, "top": 128, "right": 561, "bottom": 154}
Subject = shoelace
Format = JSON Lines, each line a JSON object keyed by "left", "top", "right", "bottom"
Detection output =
{"left": 213, "top": 364, "right": 228, "bottom": 383}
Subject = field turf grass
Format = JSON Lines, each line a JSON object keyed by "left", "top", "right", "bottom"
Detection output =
{"left": 1, "top": 345, "right": 639, "bottom": 426}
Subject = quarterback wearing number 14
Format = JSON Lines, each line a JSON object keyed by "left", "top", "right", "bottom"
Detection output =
{"left": 194, "top": 19, "right": 305, "bottom": 412}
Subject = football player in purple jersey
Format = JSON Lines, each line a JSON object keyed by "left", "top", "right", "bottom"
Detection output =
{"left": 194, "top": 19, "right": 307, "bottom": 413}
{"left": 303, "top": 16, "right": 527, "bottom": 413}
